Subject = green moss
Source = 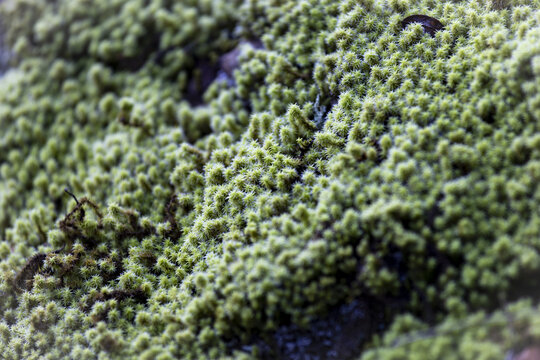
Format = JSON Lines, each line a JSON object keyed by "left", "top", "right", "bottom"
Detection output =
{"left": 361, "top": 300, "right": 540, "bottom": 360}
{"left": 1, "top": 0, "right": 540, "bottom": 358}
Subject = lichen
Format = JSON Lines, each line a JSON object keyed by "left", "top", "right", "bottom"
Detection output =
{"left": 0, "top": 0, "right": 540, "bottom": 359}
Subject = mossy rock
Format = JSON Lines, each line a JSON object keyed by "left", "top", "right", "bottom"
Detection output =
{"left": 0, "top": 0, "right": 540, "bottom": 359}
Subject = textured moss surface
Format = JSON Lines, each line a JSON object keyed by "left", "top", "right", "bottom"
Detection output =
{"left": 362, "top": 300, "right": 540, "bottom": 360}
{"left": 0, "top": 0, "right": 540, "bottom": 358}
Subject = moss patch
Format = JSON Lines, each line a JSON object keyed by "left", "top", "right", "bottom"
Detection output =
{"left": 1, "top": 0, "right": 540, "bottom": 358}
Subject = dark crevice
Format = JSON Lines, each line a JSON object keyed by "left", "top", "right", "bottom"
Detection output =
{"left": 183, "top": 39, "right": 264, "bottom": 107}
{"left": 184, "top": 58, "right": 222, "bottom": 106}
{"left": 247, "top": 295, "right": 405, "bottom": 360}
{"left": 0, "top": 12, "right": 11, "bottom": 76}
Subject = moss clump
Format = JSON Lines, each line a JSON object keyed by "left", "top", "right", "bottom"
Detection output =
{"left": 1, "top": 0, "right": 540, "bottom": 359}
{"left": 361, "top": 300, "right": 540, "bottom": 360}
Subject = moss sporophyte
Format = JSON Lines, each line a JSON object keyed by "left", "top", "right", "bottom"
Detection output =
{"left": 1, "top": 0, "right": 540, "bottom": 359}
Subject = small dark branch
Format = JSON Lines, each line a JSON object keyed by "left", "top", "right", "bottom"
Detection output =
{"left": 13, "top": 253, "right": 47, "bottom": 291}
{"left": 59, "top": 191, "right": 103, "bottom": 247}
{"left": 12, "top": 246, "right": 68, "bottom": 291}
{"left": 60, "top": 192, "right": 102, "bottom": 226}
{"left": 163, "top": 194, "right": 182, "bottom": 240}
{"left": 64, "top": 188, "right": 79, "bottom": 205}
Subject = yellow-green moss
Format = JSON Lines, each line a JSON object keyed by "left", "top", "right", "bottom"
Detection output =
{"left": 0, "top": 0, "right": 540, "bottom": 359}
